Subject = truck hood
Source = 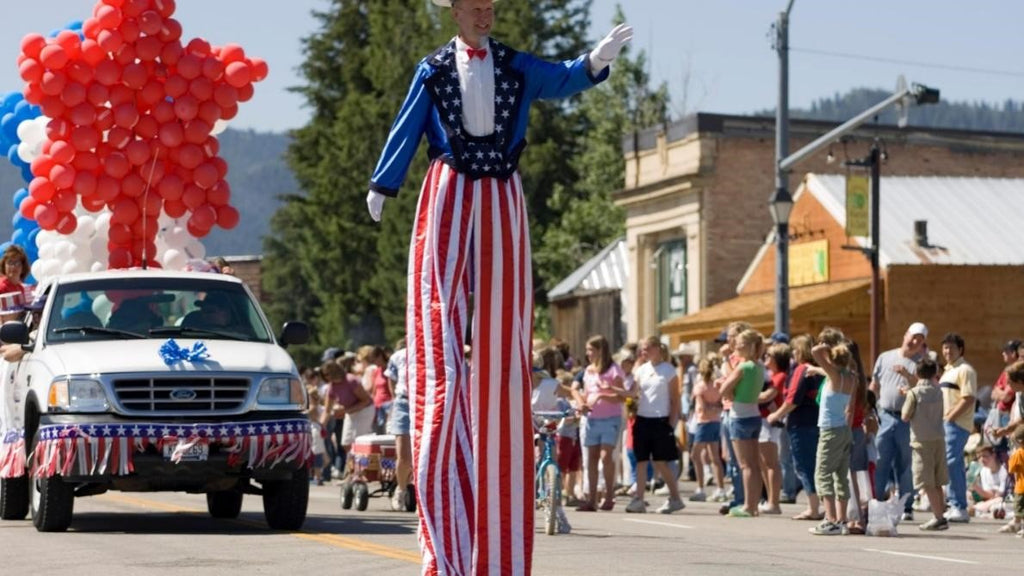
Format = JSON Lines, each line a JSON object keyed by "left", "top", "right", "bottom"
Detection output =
{"left": 42, "top": 339, "right": 297, "bottom": 376}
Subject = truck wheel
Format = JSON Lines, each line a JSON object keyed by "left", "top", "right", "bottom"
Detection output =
{"left": 403, "top": 485, "right": 416, "bottom": 513}
{"left": 30, "top": 473, "right": 75, "bottom": 532}
{"left": 262, "top": 468, "right": 308, "bottom": 530}
{"left": 207, "top": 488, "right": 244, "bottom": 519}
{"left": 0, "top": 475, "right": 29, "bottom": 520}
{"left": 354, "top": 482, "right": 369, "bottom": 511}
{"left": 340, "top": 482, "right": 354, "bottom": 509}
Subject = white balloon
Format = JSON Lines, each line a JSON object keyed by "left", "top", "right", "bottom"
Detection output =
{"left": 55, "top": 241, "right": 74, "bottom": 262}
{"left": 162, "top": 248, "right": 188, "bottom": 271}
{"left": 94, "top": 211, "right": 112, "bottom": 233}
{"left": 75, "top": 215, "right": 96, "bottom": 238}
{"left": 165, "top": 225, "right": 189, "bottom": 249}
{"left": 91, "top": 293, "right": 112, "bottom": 323}
{"left": 89, "top": 235, "right": 108, "bottom": 263}
{"left": 185, "top": 239, "right": 206, "bottom": 260}
{"left": 211, "top": 119, "right": 229, "bottom": 135}
{"left": 17, "top": 141, "right": 35, "bottom": 163}
{"left": 90, "top": 262, "right": 105, "bottom": 273}
{"left": 39, "top": 242, "right": 56, "bottom": 260}
{"left": 31, "top": 259, "right": 46, "bottom": 282}
{"left": 61, "top": 259, "right": 79, "bottom": 276}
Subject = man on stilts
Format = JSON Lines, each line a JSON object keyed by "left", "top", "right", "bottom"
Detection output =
{"left": 367, "top": 1, "right": 631, "bottom": 574}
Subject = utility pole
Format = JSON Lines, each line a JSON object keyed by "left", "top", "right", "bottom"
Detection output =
{"left": 771, "top": 0, "right": 796, "bottom": 338}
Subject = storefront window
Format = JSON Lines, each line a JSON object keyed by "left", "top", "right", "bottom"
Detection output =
{"left": 656, "top": 239, "right": 686, "bottom": 322}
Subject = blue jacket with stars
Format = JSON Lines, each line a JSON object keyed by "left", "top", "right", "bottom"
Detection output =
{"left": 369, "top": 38, "right": 609, "bottom": 197}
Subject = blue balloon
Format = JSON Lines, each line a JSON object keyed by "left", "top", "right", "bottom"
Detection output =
{"left": 13, "top": 99, "right": 30, "bottom": 119}
{"left": 66, "top": 19, "right": 84, "bottom": 31}
{"left": 1, "top": 112, "right": 18, "bottom": 141}
{"left": 7, "top": 144, "right": 19, "bottom": 165}
{"left": 13, "top": 188, "right": 28, "bottom": 209}
{"left": 11, "top": 229, "right": 25, "bottom": 246}
{"left": 0, "top": 242, "right": 10, "bottom": 254}
{"left": 20, "top": 164, "right": 33, "bottom": 182}
{"left": 1, "top": 91, "right": 19, "bottom": 109}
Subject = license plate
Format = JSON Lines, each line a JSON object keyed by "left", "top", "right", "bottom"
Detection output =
{"left": 163, "top": 440, "right": 209, "bottom": 462}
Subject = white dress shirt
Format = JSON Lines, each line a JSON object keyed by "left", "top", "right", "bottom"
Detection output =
{"left": 454, "top": 36, "right": 495, "bottom": 137}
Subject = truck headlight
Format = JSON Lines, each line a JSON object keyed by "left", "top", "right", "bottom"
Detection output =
{"left": 256, "top": 377, "right": 305, "bottom": 409}
{"left": 48, "top": 379, "right": 110, "bottom": 413}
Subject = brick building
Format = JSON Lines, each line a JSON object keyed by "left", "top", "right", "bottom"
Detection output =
{"left": 614, "top": 113, "right": 1024, "bottom": 350}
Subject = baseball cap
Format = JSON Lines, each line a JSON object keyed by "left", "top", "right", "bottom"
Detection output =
{"left": 1003, "top": 339, "right": 1022, "bottom": 353}
{"left": 769, "top": 331, "right": 790, "bottom": 344}
{"left": 907, "top": 322, "right": 928, "bottom": 338}
{"left": 320, "top": 347, "right": 342, "bottom": 363}
{"left": 713, "top": 328, "right": 729, "bottom": 343}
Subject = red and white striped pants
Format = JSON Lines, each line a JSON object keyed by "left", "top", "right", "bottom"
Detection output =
{"left": 406, "top": 160, "right": 534, "bottom": 576}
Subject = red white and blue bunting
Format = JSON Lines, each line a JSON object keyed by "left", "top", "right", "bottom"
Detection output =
{"left": 1, "top": 418, "right": 311, "bottom": 479}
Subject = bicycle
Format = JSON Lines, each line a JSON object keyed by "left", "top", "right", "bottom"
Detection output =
{"left": 534, "top": 409, "right": 572, "bottom": 535}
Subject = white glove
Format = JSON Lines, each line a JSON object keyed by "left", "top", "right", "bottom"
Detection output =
{"left": 589, "top": 23, "right": 633, "bottom": 73}
{"left": 366, "top": 190, "right": 386, "bottom": 222}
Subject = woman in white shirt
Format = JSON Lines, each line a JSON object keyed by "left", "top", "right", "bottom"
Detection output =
{"left": 625, "top": 336, "right": 685, "bottom": 514}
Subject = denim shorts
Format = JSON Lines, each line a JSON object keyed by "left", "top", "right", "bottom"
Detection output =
{"left": 583, "top": 416, "right": 622, "bottom": 447}
{"left": 692, "top": 421, "right": 721, "bottom": 444}
{"left": 728, "top": 416, "right": 761, "bottom": 441}
{"left": 387, "top": 396, "right": 410, "bottom": 436}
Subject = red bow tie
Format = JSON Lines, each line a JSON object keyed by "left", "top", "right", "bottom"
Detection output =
{"left": 467, "top": 47, "right": 488, "bottom": 60}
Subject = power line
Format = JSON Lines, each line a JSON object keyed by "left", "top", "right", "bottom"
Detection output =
{"left": 791, "top": 46, "right": 1024, "bottom": 79}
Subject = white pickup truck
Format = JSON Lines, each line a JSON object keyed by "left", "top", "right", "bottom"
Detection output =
{"left": 0, "top": 270, "right": 312, "bottom": 532}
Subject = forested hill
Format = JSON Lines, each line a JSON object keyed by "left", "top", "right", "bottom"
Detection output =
{"left": 767, "top": 88, "right": 1024, "bottom": 133}
{"left": 0, "top": 127, "right": 298, "bottom": 257}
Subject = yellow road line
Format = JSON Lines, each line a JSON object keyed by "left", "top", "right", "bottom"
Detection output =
{"left": 99, "top": 493, "right": 420, "bottom": 564}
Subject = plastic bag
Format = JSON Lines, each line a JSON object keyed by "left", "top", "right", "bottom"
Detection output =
{"left": 866, "top": 493, "right": 911, "bottom": 537}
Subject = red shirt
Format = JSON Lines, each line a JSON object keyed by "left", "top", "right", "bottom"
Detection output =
{"left": 994, "top": 372, "right": 1015, "bottom": 412}
{"left": 760, "top": 371, "right": 787, "bottom": 417}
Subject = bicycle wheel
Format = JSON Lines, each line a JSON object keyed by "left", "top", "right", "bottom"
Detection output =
{"left": 542, "top": 464, "right": 560, "bottom": 536}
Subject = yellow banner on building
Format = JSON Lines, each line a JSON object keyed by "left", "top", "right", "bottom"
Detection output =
{"left": 789, "top": 240, "right": 829, "bottom": 287}
{"left": 846, "top": 174, "right": 869, "bottom": 237}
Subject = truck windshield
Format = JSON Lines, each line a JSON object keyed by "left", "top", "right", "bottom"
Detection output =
{"left": 45, "top": 278, "right": 273, "bottom": 344}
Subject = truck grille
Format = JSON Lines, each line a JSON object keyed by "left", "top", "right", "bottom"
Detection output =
{"left": 112, "top": 377, "right": 251, "bottom": 413}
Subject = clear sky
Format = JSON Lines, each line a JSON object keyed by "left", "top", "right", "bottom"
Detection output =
{"left": 2, "top": 1, "right": 1022, "bottom": 133}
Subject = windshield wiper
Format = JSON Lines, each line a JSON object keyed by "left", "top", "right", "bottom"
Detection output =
{"left": 149, "top": 326, "right": 247, "bottom": 341}
{"left": 52, "top": 326, "right": 147, "bottom": 339}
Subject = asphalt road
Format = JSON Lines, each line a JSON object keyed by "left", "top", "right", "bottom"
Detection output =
{"left": 1, "top": 480, "right": 1021, "bottom": 575}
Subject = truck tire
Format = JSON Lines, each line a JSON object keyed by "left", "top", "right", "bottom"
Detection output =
{"left": 0, "top": 475, "right": 29, "bottom": 520}
{"left": 354, "top": 482, "right": 369, "bottom": 511}
{"left": 262, "top": 468, "right": 308, "bottom": 530}
{"left": 207, "top": 488, "right": 244, "bottom": 519}
{"left": 340, "top": 481, "right": 354, "bottom": 509}
{"left": 30, "top": 473, "right": 75, "bottom": 532}
{"left": 403, "top": 485, "right": 416, "bottom": 512}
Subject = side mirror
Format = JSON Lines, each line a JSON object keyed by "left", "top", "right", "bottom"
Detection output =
{"left": 279, "top": 321, "right": 310, "bottom": 347}
{"left": 0, "top": 321, "right": 30, "bottom": 345}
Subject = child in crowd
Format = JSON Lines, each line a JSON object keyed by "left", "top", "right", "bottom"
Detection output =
{"left": 901, "top": 357, "right": 949, "bottom": 531}
{"left": 1006, "top": 426, "right": 1024, "bottom": 536}
{"left": 969, "top": 445, "right": 1008, "bottom": 518}
{"left": 690, "top": 354, "right": 726, "bottom": 502}
{"left": 556, "top": 371, "right": 583, "bottom": 506}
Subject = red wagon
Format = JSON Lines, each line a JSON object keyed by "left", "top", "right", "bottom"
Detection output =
{"left": 339, "top": 433, "right": 414, "bottom": 512}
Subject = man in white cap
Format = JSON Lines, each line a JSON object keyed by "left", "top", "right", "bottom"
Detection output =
{"left": 366, "top": 1, "right": 632, "bottom": 574}
{"left": 870, "top": 321, "right": 928, "bottom": 520}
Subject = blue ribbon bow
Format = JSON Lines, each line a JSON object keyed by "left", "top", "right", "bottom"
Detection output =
{"left": 159, "top": 339, "right": 210, "bottom": 366}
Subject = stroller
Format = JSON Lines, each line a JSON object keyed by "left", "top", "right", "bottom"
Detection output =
{"left": 340, "top": 433, "right": 415, "bottom": 512}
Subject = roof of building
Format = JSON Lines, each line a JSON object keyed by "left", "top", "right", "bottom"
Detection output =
{"left": 807, "top": 173, "right": 1024, "bottom": 267}
{"left": 547, "top": 237, "right": 628, "bottom": 301}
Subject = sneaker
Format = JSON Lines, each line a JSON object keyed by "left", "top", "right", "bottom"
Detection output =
{"left": 999, "top": 521, "right": 1021, "bottom": 534}
{"left": 657, "top": 498, "right": 686, "bottom": 514}
{"left": 727, "top": 506, "right": 752, "bottom": 518}
{"left": 391, "top": 488, "right": 405, "bottom": 511}
{"left": 758, "top": 502, "right": 782, "bottom": 515}
{"left": 944, "top": 507, "right": 970, "bottom": 523}
{"left": 599, "top": 497, "right": 615, "bottom": 511}
{"left": 688, "top": 491, "right": 707, "bottom": 502}
{"left": 654, "top": 484, "right": 672, "bottom": 496}
{"left": 913, "top": 496, "right": 931, "bottom": 512}
{"left": 900, "top": 511, "right": 914, "bottom": 522}
{"left": 919, "top": 517, "right": 949, "bottom": 531}
{"left": 575, "top": 501, "right": 597, "bottom": 512}
{"left": 1017, "top": 529, "right": 1024, "bottom": 538}
{"left": 711, "top": 489, "right": 730, "bottom": 502}
{"left": 625, "top": 498, "right": 647, "bottom": 514}
{"left": 779, "top": 495, "right": 797, "bottom": 505}
{"left": 718, "top": 504, "right": 731, "bottom": 515}
{"left": 809, "top": 520, "right": 842, "bottom": 535}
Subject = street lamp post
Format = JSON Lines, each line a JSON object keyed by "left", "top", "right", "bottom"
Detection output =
{"left": 769, "top": 187, "right": 794, "bottom": 336}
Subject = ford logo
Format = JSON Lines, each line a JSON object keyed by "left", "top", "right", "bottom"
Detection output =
{"left": 169, "top": 389, "right": 197, "bottom": 402}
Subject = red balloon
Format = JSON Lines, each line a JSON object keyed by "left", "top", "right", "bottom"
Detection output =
{"left": 189, "top": 76, "right": 214, "bottom": 101}
{"left": 96, "top": 175, "right": 121, "bottom": 202}
{"left": 95, "top": 59, "right": 121, "bottom": 86}
{"left": 111, "top": 196, "right": 141, "bottom": 225}
{"left": 40, "top": 44, "right": 70, "bottom": 70}
{"left": 23, "top": 83, "right": 44, "bottom": 105}
{"left": 153, "top": 0, "right": 176, "bottom": 18}
{"left": 220, "top": 44, "right": 245, "bottom": 64}
{"left": 197, "top": 100, "right": 222, "bottom": 125}
{"left": 237, "top": 83, "right": 255, "bottom": 103}
{"left": 31, "top": 156, "right": 55, "bottom": 179}
{"left": 39, "top": 70, "right": 67, "bottom": 96}
{"left": 48, "top": 118, "right": 72, "bottom": 142}
{"left": 72, "top": 151, "right": 100, "bottom": 172}
{"left": 216, "top": 205, "right": 240, "bottom": 230}
{"left": 18, "top": 59, "right": 43, "bottom": 83}
{"left": 176, "top": 54, "right": 202, "bottom": 79}
{"left": 224, "top": 62, "right": 251, "bottom": 89}
{"left": 249, "top": 58, "right": 269, "bottom": 82}
{"left": 211, "top": 158, "right": 228, "bottom": 179}
{"left": 126, "top": 140, "right": 151, "bottom": 166}
{"left": 185, "top": 37, "right": 211, "bottom": 57}
{"left": 139, "top": 81, "right": 165, "bottom": 109}
{"left": 50, "top": 141, "right": 75, "bottom": 165}
{"left": 107, "top": 126, "right": 132, "bottom": 149}
{"left": 138, "top": 10, "right": 162, "bottom": 34}
{"left": 34, "top": 203, "right": 59, "bottom": 230}
{"left": 123, "top": 0, "right": 149, "bottom": 18}
{"left": 54, "top": 189, "right": 77, "bottom": 212}
{"left": 19, "top": 196, "right": 40, "bottom": 219}
{"left": 158, "top": 173, "right": 184, "bottom": 200}
{"left": 221, "top": 104, "right": 239, "bottom": 120}
{"left": 131, "top": 215, "right": 160, "bottom": 238}
{"left": 121, "top": 173, "right": 145, "bottom": 197}
{"left": 122, "top": 62, "right": 147, "bottom": 89}
{"left": 86, "top": 83, "right": 109, "bottom": 106}
{"left": 159, "top": 18, "right": 182, "bottom": 43}
{"left": 97, "top": 29, "right": 124, "bottom": 53}
{"left": 96, "top": 5, "right": 124, "bottom": 28}
{"left": 71, "top": 125, "right": 101, "bottom": 151}
{"left": 109, "top": 85, "right": 135, "bottom": 107}
{"left": 95, "top": 107, "right": 115, "bottom": 132}
{"left": 178, "top": 144, "right": 204, "bottom": 170}
{"left": 212, "top": 84, "right": 238, "bottom": 109}
{"left": 81, "top": 39, "right": 106, "bottom": 66}
{"left": 60, "top": 82, "right": 87, "bottom": 108}
{"left": 55, "top": 212, "right": 78, "bottom": 235}
{"left": 164, "top": 74, "right": 188, "bottom": 98}
{"left": 39, "top": 96, "right": 66, "bottom": 119}
{"left": 201, "top": 137, "right": 220, "bottom": 157}
{"left": 201, "top": 57, "right": 224, "bottom": 81}
{"left": 183, "top": 119, "right": 211, "bottom": 145}
{"left": 207, "top": 180, "right": 230, "bottom": 205}
{"left": 192, "top": 203, "right": 217, "bottom": 228}
{"left": 50, "top": 164, "right": 76, "bottom": 190}
{"left": 187, "top": 216, "right": 212, "bottom": 238}
{"left": 158, "top": 121, "right": 184, "bottom": 148}
{"left": 65, "top": 62, "right": 94, "bottom": 85}
{"left": 109, "top": 247, "right": 132, "bottom": 269}
{"left": 173, "top": 95, "right": 199, "bottom": 121}
{"left": 160, "top": 40, "right": 183, "bottom": 66}
{"left": 135, "top": 35, "right": 162, "bottom": 62}
{"left": 82, "top": 195, "right": 106, "bottom": 213}
{"left": 119, "top": 17, "right": 141, "bottom": 44}
{"left": 21, "top": 33, "right": 47, "bottom": 59}
{"left": 152, "top": 100, "right": 175, "bottom": 124}
{"left": 138, "top": 194, "right": 162, "bottom": 219}
{"left": 74, "top": 170, "right": 98, "bottom": 197}
{"left": 82, "top": 17, "right": 101, "bottom": 39}
{"left": 130, "top": 239, "right": 159, "bottom": 263}
{"left": 113, "top": 103, "right": 140, "bottom": 128}
{"left": 134, "top": 115, "right": 159, "bottom": 139}
{"left": 29, "top": 177, "right": 57, "bottom": 202}
{"left": 164, "top": 198, "right": 187, "bottom": 218}
{"left": 104, "top": 152, "right": 131, "bottom": 179}
{"left": 55, "top": 30, "right": 81, "bottom": 57}
{"left": 181, "top": 184, "right": 205, "bottom": 210}
{"left": 193, "top": 162, "right": 218, "bottom": 189}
